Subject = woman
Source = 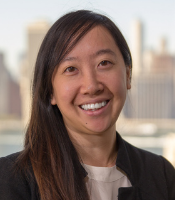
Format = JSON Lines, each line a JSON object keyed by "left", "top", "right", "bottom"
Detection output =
{"left": 0, "top": 10, "right": 174, "bottom": 200}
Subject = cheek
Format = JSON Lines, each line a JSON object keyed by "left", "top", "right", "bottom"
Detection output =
{"left": 106, "top": 72, "right": 127, "bottom": 94}
{"left": 56, "top": 83, "right": 78, "bottom": 105}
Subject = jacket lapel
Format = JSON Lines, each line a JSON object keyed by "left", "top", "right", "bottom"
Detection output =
{"left": 116, "top": 133, "right": 142, "bottom": 200}
{"left": 116, "top": 133, "right": 135, "bottom": 185}
{"left": 118, "top": 186, "right": 141, "bottom": 200}
{"left": 118, "top": 186, "right": 157, "bottom": 200}
{"left": 116, "top": 133, "right": 156, "bottom": 200}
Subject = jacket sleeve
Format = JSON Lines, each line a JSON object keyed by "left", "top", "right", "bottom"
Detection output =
{"left": 0, "top": 156, "right": 31, "bottom": 200}
{"left": 162, "top": 156, "right": 175, "bottom": 200}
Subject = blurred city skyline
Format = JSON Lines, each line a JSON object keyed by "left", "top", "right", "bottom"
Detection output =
{"left": 0, "top": 1, "right": 175, "bottom": 164}
{"left": 0, "top": 0, "right": 175, "bottom": 80}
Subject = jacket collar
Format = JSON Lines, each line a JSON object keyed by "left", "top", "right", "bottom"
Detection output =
{"left": 115, "top": 132, "right": 135, "bottom": 186}
{"left": 81, "top": 132, "right": 135, "bottom": 184}
{"left": 115, "top": 133, "right": 143, "bottom": 199}
{"left": 81, "top": 132, "right": 144, "bottom": 199}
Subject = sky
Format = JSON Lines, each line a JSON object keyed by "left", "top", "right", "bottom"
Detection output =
{"left": 0, "top": 0, "right": 175, "bottom": 80}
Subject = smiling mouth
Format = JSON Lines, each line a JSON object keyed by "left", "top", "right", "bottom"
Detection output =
{"left": 80, "top": 100, "right": 109, "bottom": 111}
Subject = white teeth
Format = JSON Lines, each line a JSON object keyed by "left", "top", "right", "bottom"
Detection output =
{"left": 81, "top": 101, "right": 107, "bottom": 111}
{"left": 95, "top": 103, "right": 99, "bottom": 109}
{"left": 91, "top": 104, "right": 95, "bottom": 109}
{"left": 84, "top": 104, "right": 88, "bottom": 110}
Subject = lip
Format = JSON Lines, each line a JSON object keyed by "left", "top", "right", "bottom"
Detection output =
{"left": 79, "top": 99, "right": 110, "bottom": 116}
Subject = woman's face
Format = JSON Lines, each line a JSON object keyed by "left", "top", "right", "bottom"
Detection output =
{"left": 51, "top": 26, "right": 131, "bottom": 136}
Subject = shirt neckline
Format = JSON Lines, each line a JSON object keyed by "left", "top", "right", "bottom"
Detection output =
{"left": 82, "top": 163, "right": 125, "bottom": 182}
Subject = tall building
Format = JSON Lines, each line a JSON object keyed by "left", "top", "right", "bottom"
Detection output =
{"left": 0, "top": 53, "right": 21, "bottom": 117}
{"left": 20, "top": 20, "right": 50, "bottom": 124}
{"left": 0, "top": 53, "right": 9, "bottom": 115}
{"left": 123, "top": 22, "right": 175, "bottom": 119}
{"left": 124, "top": 72, "right": 175, "bottom": 119}
{"left": 125, "top": 19, "right": 143, "bottom": 118}
{"left": 130, "top": 19, "right": 143, "bottom": 77}
{"left": 124, "top": 45, "right": 175, "bottom": 119}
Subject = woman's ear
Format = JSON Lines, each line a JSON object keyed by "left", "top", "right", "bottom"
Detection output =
{"left": 51, "top": 94, "right": 57, "bottom": 105}
{"left": 126, "top": 66, "right": 131, "bottom": 90}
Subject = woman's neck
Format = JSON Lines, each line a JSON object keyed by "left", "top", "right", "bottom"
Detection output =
{"left": 67, "top": 128, "right": 117, "bottom": 167}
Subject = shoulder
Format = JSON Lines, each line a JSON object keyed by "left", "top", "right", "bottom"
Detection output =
{"left": 122, "top": 138, "right": 175, "bottom": 199}
{"left": 0, "top": 152, "right": 22, "bottom": 181}
{"left": 0, "top": 152, "right": 38, "bottom": 200}
{"left": 124, "top": 138, "right": 174, "bottom": 170}
{"left": 0, "top": 151, "right": 20, "bottom": 166}
{"left": 117, "top": 133, "right": 167, "bottom": 169}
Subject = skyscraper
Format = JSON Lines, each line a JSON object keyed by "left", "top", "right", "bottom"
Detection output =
{"left": 123, "top": 22, "right": 175, "bottom": 119}
{"left": 20, "top": 20, "right": 50, "bottom": 124}
{"left": 0, "top": 53, "right": 21, "bottom": 117}
{"left": 130, "top": 19, "right": 143, "bottom": 77}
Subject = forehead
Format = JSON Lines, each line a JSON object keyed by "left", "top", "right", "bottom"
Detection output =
{"left": 63, "top": 25, "right": 120, "bottom": 60}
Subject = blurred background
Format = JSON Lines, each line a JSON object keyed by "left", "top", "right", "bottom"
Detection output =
{"left": 0, "top": 0, "right": 175, "bottom": 166}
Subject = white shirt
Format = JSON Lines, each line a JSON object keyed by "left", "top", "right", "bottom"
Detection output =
{"left": 82, "top": 163, "right": 132, "bottom": 200}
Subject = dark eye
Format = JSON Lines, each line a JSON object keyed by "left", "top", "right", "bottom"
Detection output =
{"left": 64, "top": 67, "right": 77, "bottom": 73}
{"left": 99, "top": 60, "right": 111, "bottom": 66}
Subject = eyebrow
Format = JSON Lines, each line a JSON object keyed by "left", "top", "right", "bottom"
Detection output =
{"left": 94, "top": 49, "right": 116, "bottom": 57}
{"left": 62, "top": 48, "right": 116, "bottom": 63}
{"left": 62, "top": 56, "right": 78, "bottom": 62}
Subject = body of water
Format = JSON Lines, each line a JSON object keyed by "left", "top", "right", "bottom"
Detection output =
{"left": 0, "top": 129, "right": 23, "bottom": 157}
{"left": 0, "top": 131, "right": 164, "bottom": 158}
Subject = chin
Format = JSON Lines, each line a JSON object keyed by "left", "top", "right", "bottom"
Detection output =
{"left": 85, "top": 122, "right": 115, "bottom": 135}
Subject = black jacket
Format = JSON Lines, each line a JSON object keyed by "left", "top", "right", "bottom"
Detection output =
{"left": 0, "top": 133, "right": 175, "bottom": 200}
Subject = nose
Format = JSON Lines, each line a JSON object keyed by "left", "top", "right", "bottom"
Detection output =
{"left": 80, "top": 71, "right": 104, "bottom": 96}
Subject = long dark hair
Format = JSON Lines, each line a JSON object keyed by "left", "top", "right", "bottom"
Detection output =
{"left": 18, "top": 10, "right": 132, "bottom": 200}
